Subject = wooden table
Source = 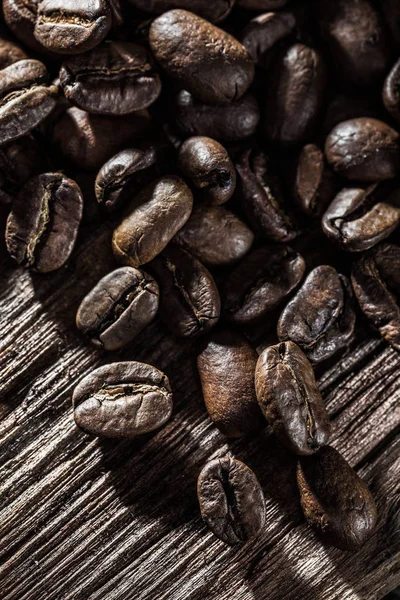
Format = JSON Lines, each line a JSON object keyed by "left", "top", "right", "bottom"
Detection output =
{"left": 0, "top": 222, "right": 399, "bottom": 600}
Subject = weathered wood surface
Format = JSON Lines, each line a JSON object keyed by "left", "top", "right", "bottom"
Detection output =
{"left": 0, "top": 222, "right": 399, "bottom": 600}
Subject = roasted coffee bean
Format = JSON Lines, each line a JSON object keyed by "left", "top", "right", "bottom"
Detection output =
{"left": 325, "top": 118, "right": 400, "bottom": 182}
{"left": 178, "top": 137, "right": 236, "bottom": 205}
{"left": 352, "top": 243, "right": 400, "bottom": 351}
{"left": 73, "top": 361, "right": 173, "bottom": 438}
{"left": 3, "top": 0, "right": 42, "bottom": 53}
{"left": 150, "top": 245, "right": 220, "bottom": 338}
{"left": 294, "top": 144, "right": 338, "bottom": 218}
{"left": 383, "top": 58, "right": 400, "bottom": 124}
{"left": 235, "top": 148, "right": 299, "bottom": 242}
{"left": 60, "top": 42, "right": 162, "bottom": 115}
{"left": 297, "top": 446, "right": 377, "bottom": 549}
{"left": 52, "top": 107, "right": 153, "bottom": 170}
{"left": 6, "top": 172, "right": 83, "bottom": 273}
{"left": 112, "top": 176, "right": 193, "bottom": 267}
{"left": 175, "top": 90, "right": 260, "bottom": 142}
{"left": 224, "top": 246, "right": 305, "bottom": 326}
{"left": 0, "top": 60, "right": 58, "bottom": 146}
{"left": 322, "top": 184, "right": 400, "bottom": 252}
{"left": 76, "top": 267, "right": 159, "bottom": 350}
{"left": 319, "top": 0, "right": 391, "bottom": 87}
{"left": 0, "top": 35, "right": 28, "bottom": 69}
{"left": 255, "top": 341, "right": 331, "bottom": 454}
{"left": 150, "top": 10, "right": 254, "bottom": 106}
{"left": 240, "top": 11, "right": 296, "bottom": 68}
{"left": 264, "top": 43, "right": 326, "bottom": 147}
{"left": 238, "top": 0, "right": 288, "bottom": 9}
{"left": 278, "top": 266, "right": 356, "bottom": 364}
{"left": 197, "top": 456, "right": 265, "bottom": 545}
{"left": 197, "top": 330, "right": 264, "bottom": 438}
{"left": 127, "top": 0, "right": 234, "bottom": 23}
{"left": 34, "top": 0, "right": 111, "bottom": 55}
{"left": 174, "top": 204, "right": 254, "bottom": 267}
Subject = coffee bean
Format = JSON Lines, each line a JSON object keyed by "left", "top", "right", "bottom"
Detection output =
{"left": 112, "top": 176, "right": 193, "bottom": 267}
{"left": 178, "top": 137, "right": 236, "bottom": 205}
{"left": 322, "top": 184, "right": 400, "bottom": 252}
{"left": 175, "top": 90, "right": 260, "bottom": 142}
{"left": 73, "top": 361, "right": 173, "bottom": 438}
{"left": 255, "top": 341, "right": 331, "bottom": 454}
{"left": 197, "top": 330, "right": 264, "bottom": 438}
{"left": 0, "top": 35, "right": 28, "bottom": 69}
{"left": 127, "top": 0, "right": 234, "bottom": 23}
{"left": 174, "top": 204, "right": 254, "bottom": 267}
{"left": 352, "top": 242, "right": 400, "bottom": 351}
{"left": 197, "top": 456, "right": 265, "bottom": 545}
{"left": 150, "top": 10, "right": 254, "bottom": 106}
{"left": 325, "top": 118, "right": 400, "bottom": 182}
{"left": 76, "top": 267, "right": 159, "bottom": 350}
{"left": 297, "top": 446, "right": 377, "bottom": 549}
{"left": 6, "top": 172, "right": 83, "bottom": 273}
{"left": 150, "top": 245, "right": 220, "bottom": 338}
{"left": 238, "top": 0, "right": 288, "bottom": 9}
{"left": 224, "top": 246, "right": 305, "bottom": 326}
{"left": 60, "top": 42, "right": 162, "bottom": 115}
{"left": 383, "top": 57, "right": 400, "bottom": 124}
{"left": 264, "top": 43, "right": 326, "bottom": 146}
{"left": 0, "top": 60, "right": 58, "bottom": 145}
{"left": 3, "top": 0, "right": 42, "bottom": 53}
{"left": 240, "top": 11, "right": 296, "bottom": 68}
{"left": 278, "top": 266, "right": 356, "bottom": 364}
{"left": 235, "top": 148, "right": 299, "bottom": 242}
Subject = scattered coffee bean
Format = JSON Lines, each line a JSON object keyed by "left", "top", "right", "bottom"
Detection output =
{"left": 3, "top": 0, "right": 42, "bottom": 53}
{"left": 127, "top": 0, "right": 235, "bottom": 23}
{"left": 0, "top": 35, "right": 28, "bottom": 69}
{"left": 241, "top": 12, "right": 296, "bottom": 68}
{"left": 383, "top": 58, "right": 400, "bottom": 124}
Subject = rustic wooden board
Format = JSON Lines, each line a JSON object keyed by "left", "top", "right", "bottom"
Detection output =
{"left": 0, "top": 221, "right": 399, "bottom": 600}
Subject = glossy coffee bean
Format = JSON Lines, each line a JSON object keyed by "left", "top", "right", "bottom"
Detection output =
{"left": 178, "top": 137, "right": 236, "bottom": 205}
{"left": 278, "top": 266, "right": 356, "bottom": 364}
{"left": 325, "top": 118, "right": 400, "bottom": 182}
{"left": 383, "top": 58, "right": 400, "bottom": 124}
{"left": 175, "top": 90, "right": 259, "bottom": 142}
{"left": 3, "top": 0, "right": 42, "bottom": 53}
{"left": 76, "top": 267, "right": 159, "bottom": 351}
{"left": 224, "top": 246, "right": 305, "bottom": 326}
{"left": 241, "top": 11, "right": 296, "bottom": 68}
{"left": 0, "top": 60, "right": 58, "bottom": 145}
{"left": 150, "top": 245, "right": 220, "bottom": 338}
{"left": 60, "top": 42, "right": 162, "bottom": 115}
{"left": 174, "top": 204, "right": 254, "bottom": 267}
{"left": 352, "top": 243, "right": 400, "bottom": 351}
{"left": 197, "top": 456, "right": 265, "bottom": 545}
{"left": 264, "top": 43, "right": 326, "bottom": 147}
{"left": 322, "top": 184, "right": 400, "bottom": 252}
{"left": 127, "top": 0, "right": 234, "bottom": 23}
{"left": 197, "top": 330, "right": 264, "bottom": 438}
{"left": 238, "top": 0, "right": 288, "bottom": 9}
{"left": 297, "top": 446, "right": 377, "bottom": 550}
{"left": 34, "top": 0, "right": 112, "bottom": 55}
{"left": 255, "top": 341, "right": 331, "bottom": 455}
{"left": 6, "top": 173, "right": 83, "bottom": 273}
{"left": 112, "top": 176, "right": 193, "bottom": 267}
{"left": 235, "top": 148, "right": 299, "bottom": 242}
{"left": 294, "top": 144, "right": 337, "bottom": 218}
{"left": 150, "top": 10, "right": 254, "bottom": 106}
{"left": 73, "top": 361, "right": 173, "bottom": 438}
{"left": 0, "top": 35, "right": 28, "bottom": 69}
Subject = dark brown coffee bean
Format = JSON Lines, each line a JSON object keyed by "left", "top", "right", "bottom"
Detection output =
{"left": 150, "top": 245, "right": 220, "bottom": 338}
{"left": 175, "top": 90, "right": 259, "bottom": 142}
{"left": 197, "top": 456, "right": 265, "bottom": 545}
{"left": 127, "top": 0, "right": 234, "bottom": 23}
{"left": 76, "top": 267, "right": 159, "bottom": 351}
{"left": 235, "top": 148, "right": 299, "bottom": 242}
{"left": 73, "top": 361, "right": 173, "bottom": 438}
{"left": 6, "top": 172, "right": 83, "bottom": 273}
{"left": 238, "top": 0, "right": 288, "bottom": 9}
{"left": 383, "top": 58, "right": 400, "bottom": 125}
{"left": 150, "top": 10, "right": 254, "bottom": 106}
{"left": 294, "top": 144, "right": 338, "bottom": 218}
{"left": 278, "top": 266, "right": 356, "bottom": 364}
{"left": 224, "top": 246, "right": 305, "bottom": 326}
{"left": 174, "top": 204, "right": 254, "bottom": 267}
{"left": 255, "top": 341, "right": 331, "bottom": 455}
{"left": 0, "top": 60, "right": 58, "bottom": 146}
{"left": 319, "top": 0, "right": 391, "bottom": 87}
{"left": 197, "top": 330, "right": 264, "bottom": 438}
{"left": 325, "top": 118, "right": 400, "bottom": 182}
{"left": 264, "top": 43, "right": 326, "bottom": 147}
{"left": 0, "top": 35, "right": 28, "bottom": 69}
{"left": 3, "top": 0, "right": 42, "bottom": 53}
{"left": 178, "top": 137, "right": 236, "bottom": 205}
{"left": 297, "top": 446, "right": 377, "bottom": 549}
{"left": 112, "top": 176, "right": 193, "bottom": 267}
{"left": 352, "top": 243, "right": 400, "bottom": 351}
{"left": 240, "top": 11, "right": 296, "bottom": 68}
{"left": 60, "top": 42, "right": 162, "bottom": 115}
{"left": 322, "top": 184, "right": 400, "bottom": 252}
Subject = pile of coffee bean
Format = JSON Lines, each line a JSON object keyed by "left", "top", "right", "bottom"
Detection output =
{"left": 2, "top": 0, "right": 399, "bottom": 550}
